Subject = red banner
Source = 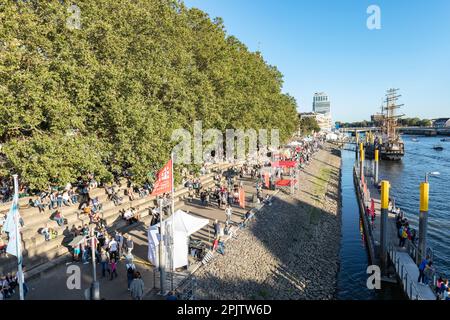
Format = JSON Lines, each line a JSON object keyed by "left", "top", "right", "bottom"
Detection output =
{"left": 271, "top": 161, "right": 297, "bottom": 168}
{"left": 275, "top": 179, "right": 294, "bottom": 187}
{"left": 239, "top": 188, "right": 245, "bottom": 209}
{"left": 151, "top": 159, "right": 173, "bottom": 196}
{"left": 264, "top": 173, "right": 270, "bottom": 189}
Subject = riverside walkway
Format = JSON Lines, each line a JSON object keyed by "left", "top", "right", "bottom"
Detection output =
{"left": 354, "top": 160, "right": 436, "bottom": 300}
{"left": 21, "top": 163, "right": 273, "bottom": 300}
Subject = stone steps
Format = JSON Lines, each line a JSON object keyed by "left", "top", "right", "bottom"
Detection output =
{"left": 0, "top": 162, "right": 237, "bottom": 275}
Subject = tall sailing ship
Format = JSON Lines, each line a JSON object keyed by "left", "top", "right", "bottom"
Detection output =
{"left": 378, "top": 88, "right": 405, "bottom": 161}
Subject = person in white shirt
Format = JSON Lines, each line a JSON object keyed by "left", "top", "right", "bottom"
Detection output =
{"left": 123, "top": 209, "right": 133, "bottom": 221}
{"left": 62, "top": 192, "right": 71, "bottom": 206}
{"left": 109, "top": 238, "right": 118, "bottom": 261}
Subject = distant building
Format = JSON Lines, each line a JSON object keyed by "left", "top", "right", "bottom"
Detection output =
{"left": 299, "top": 112, "right": 332, "bottom": 132}
{"left": 432, "top": 118, "right": 450, "bottom": 128}
{"left": 312, "top": 92, "right": 331, "bottom": 114}
{"left": 309, "top": 92, "right": 332, "bottom": 132}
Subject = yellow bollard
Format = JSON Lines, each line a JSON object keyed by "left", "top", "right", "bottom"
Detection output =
{"left": 374, "top": 149, "right": 379, "bottom": 184}
{"left": 360, "top": 143, "right": 365, "bottom": 182}
{"left": 418, "top": 182, "right": 429, "bottom": 263}
{"left": 420, "top": 182, "right": 429, "bottom": 212}
{"left": 381, "top": 181, "right": 390, "bottom": 210}
{"left": 380, "top": 180, "right": 390, "bottom": 271}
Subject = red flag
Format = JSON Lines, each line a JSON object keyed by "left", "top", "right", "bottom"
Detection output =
{"left": 264, "top": 173, "right": 270, "bottom": 189}
{"left": 239, "top": 187, "right": 245, "bottom": 209}
{"left": 151, "top": 159, "right": 173, "bottom": 196}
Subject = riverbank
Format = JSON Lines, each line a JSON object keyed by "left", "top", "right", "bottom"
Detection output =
{"left": 194, "top": 144, "right": 342, "bottom": 300}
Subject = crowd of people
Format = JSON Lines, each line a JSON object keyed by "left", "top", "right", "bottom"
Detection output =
{"left": 1, "top": 136, "right": 326, "bottom": 299}
{"left": 395, "top": 209, "right": 417, "bottom": 248}
{"left": 0, "top": 266, "right": 28, "bottom": 300}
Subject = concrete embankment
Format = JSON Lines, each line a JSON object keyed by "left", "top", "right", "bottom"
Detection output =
{"left": 194, "top": 144, "right": 342, "bottom": 300}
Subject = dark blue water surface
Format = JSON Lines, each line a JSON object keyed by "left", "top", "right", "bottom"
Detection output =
{"left": 378, "top": 136, "right": 450, "bottom": 278}
{"left": 336, "top": 147, "right": 405, "bottom": 300}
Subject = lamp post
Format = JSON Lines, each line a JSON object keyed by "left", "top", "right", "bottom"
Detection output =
{"left": 425, "top": 171, "right": 440, "bottom": 183}
{"left": 417, "top": 172, "right": 439, "bottom": 264}
{"left": 87, "top": 227, "right": 100, "bottom": 300}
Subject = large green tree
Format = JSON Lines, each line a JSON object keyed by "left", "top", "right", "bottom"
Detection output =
{"left": 0, "top": 0, "right": 299, "bottom": 190}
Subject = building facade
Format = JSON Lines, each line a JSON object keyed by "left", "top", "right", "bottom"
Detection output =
{"left": 312, "top": 92, "right": 331, "bottom": 114}
{"left": 308, "top": 92, "right": 332, "bottom": 131}
{"left": 432, "top": 118, "right": 450, "bottom": 128}
{"left": 300, "top": 112, "right": 333, "bottom": 132}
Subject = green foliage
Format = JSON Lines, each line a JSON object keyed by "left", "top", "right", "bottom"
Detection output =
{"left": 339, "top": 118, "right": 432, "bottom": 128}
{"left": 299, "top": 116, "right": 320, "bottom": 135}
{"left": 0, "top": 0, "right": 298, "bottom": 189}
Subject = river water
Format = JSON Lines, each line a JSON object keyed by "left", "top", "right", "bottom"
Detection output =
{"left": 378, "top": 136, "right": 450, "bottom": 277}
{"left": 336, "top": 145, "right": 404, "bottom": 300}
{"left": 337, "top": 136, "right": 449, "bottom": 299}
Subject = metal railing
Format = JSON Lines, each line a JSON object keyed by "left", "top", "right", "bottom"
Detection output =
{"left": 387, "top": 244, "right": 436, "bottom": 300}
{"left": 388, "top": 244, "right": 423, "bottom": 300}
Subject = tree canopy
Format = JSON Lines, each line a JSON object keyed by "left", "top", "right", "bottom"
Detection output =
{"left": 299, "top": 116, "right": 320, "bottom": 135}
{"left": 338, "top": 117, "right": 432, "bottom": 128}
{"left": 0, "top": 0, "right": 299, "bottom": 189}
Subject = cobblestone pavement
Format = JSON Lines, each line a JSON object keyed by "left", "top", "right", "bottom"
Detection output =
{"left": 194, "top": 145, "right": 342, "bottom": 300}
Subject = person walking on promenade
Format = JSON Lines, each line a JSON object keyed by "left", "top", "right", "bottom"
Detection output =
{"left": 100, "top": 249, "right": 109, "bottom": 278}
{"left": 398, "top": 224, "right": 408, "bottom": 248}
{"left": 418, "top": 256, "right": 430, "bottom": 284}
{"left": 108, "top": 237, "right": 118, "bottom": 261}
{"left": 125, "top": 260, "right": 136, "bottom": 290}
{"left": 108, "top": 258, "right": 118, "bottom": 280}
{"left": 130, "top": 272, "right": 145, "bottom": 300}
{"left": 213, "top": 220, "right": 221, "bottom": 239}
{"left": 126, "top": 235, "right": 134, "bottom": 256}
{"left": 115, "top": 232, "right": 124, "bottom": 258}
{"left": 225, "top": 205, "right": 232, "bottom": 226}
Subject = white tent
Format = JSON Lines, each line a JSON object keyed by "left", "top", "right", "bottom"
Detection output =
{"left": 147, "top": 209, "right": 209, "bottom": 270}
{"left": 287, "top": 141, "right": 302, "bottom": 147}
{"left": 326, "top": 133, "right": 338, "bottom": 141}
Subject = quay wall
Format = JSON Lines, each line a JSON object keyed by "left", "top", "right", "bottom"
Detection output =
{"left": 353, "top": 166, "right": 377, "bottom": 265}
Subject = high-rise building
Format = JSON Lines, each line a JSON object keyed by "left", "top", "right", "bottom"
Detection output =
{"left": 309, "top": 92, "right": 332, "bottom": 131}
{"left": 312, "top": 92, "right": 330, "bottom": 114}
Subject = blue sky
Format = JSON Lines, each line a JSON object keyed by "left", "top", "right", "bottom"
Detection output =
{"left": 184, "top": 0, "right": 450, "bottom": 122}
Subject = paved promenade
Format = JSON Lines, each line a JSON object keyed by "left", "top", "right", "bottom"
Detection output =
{"left": 193, "top": 145, "right": 342, "bottom": 300}
{"left": 19, "top": 143, "right": 342, "bottom": 300}
{"left": 23, "top": 166, "right": 267, "bottom": 300}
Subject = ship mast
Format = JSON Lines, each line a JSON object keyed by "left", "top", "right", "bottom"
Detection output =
{"left": 382, "top": 88, "right": 405, "bottom": 141}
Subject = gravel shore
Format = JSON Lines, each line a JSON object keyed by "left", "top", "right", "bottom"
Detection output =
{"left": 194, "top": 144, "right": 342, "bottom": 300}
